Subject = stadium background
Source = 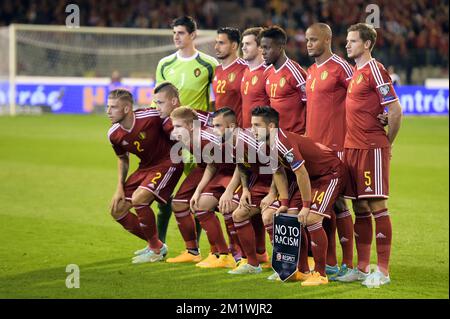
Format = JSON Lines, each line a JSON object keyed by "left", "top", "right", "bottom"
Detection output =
{"left": 0, "top": 0, "right": 448, "bottom": 299}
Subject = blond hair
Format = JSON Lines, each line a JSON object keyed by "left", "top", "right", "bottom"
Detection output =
{"left": 170, "top": 106, "right": 198, "bottom": 123}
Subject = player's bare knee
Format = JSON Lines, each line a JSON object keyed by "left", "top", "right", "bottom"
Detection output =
{"left": 352, "top": 200, "right": 370, "bottom": 214}
{"left": 262, "top": 210, "right": 274, "bottom": 225}
{"left": 110, "top": 201, "right": 131, "bottom": 220}
{"left": 305, "top": 213, "right": 324, "bottom": 226}
{"left": 334, "top": 197, "right": 348, "bottom": 212}
{"left": 172, "top": 201, "right": 189, "bottom": 213}
{"left": 232, "top": 209, "right": 248, "bottom": 223}
{"left": 368, "top": 198, "right": 387, "bottom": 212}
{"left": 131, "top": 189, "right": 153, "bottom": 207}
{"left": 197, "top": 196, "right": 217, "bottom": 211}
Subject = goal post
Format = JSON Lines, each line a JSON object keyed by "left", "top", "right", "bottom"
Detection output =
{"left": 0, "top": 24, "right": 217, "bottom": 115}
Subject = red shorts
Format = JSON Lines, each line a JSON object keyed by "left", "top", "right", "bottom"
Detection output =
{"left": 270, "top": 169, "right": 344, "bottom": 216}
{"left": 232, "top": 173, "right": 272, "bottom": 208}
{"left": 269, "top": 181, "right": 302, "bottom": 211}
{"left": 344, "top": 147, "right": 390, "bottom": 200}
{"left": 172, "top": 166, "right": 205, "bottom": 203}
{"left": 124, "top": 161, "right": 184, "bottom": 204}
{"left": 201, "top": 167, "right": 235, "bottom": 199}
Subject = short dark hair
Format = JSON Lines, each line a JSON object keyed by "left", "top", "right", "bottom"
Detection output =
{"left": 251, "top": 106, "right": 279, "bottom": 126}
{"left": 171, "top": 16, "right": 197, "bottom": 34}
{"left": 347, "top": 23, "right": 377, "bottom": 51}
{"left": 217, "top": 27, "right": 241, "bottom": 44}
{"left": 242, "top": 27, "right": 264, "bottom": 46}
{"left": 153, "top": 82, "right": 179, "bottom": 99}
{"left": 212, "top": 107, "right": 237, "bottom": 122}
{"left": 259, "top": 26, "right": 287, "bottom": 46}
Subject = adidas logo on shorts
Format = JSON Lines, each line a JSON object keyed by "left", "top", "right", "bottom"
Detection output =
{"left": 311, "top": 203, "right": 318, "bottom": 210}
{"left": 365, "top": 186, "right": 373, "bottom": 192}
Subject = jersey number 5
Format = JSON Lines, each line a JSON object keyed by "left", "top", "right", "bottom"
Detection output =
{"left": 364, "top": 171, "right": 372, "bottom": 186}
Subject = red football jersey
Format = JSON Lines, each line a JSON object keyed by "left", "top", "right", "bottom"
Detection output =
{"left": 265, "top": 58, "right": 308, "bottom": 134}
{"left": 108, "top": 108, "right": 172, "bottom": 168}
{"left": 305, "top": 54, "right": 353, "bottom": 152}
{"left": 234, "top": 129, "right": 273, "bottom": 180}
{"left": 273, "top": 128, "right": 342, "bottom": 179}
{"left": 240, "top": 63, "right": 270, "bottom": 128}
{"left": 213, "top": 58, "right": 247, "bottom": 126}
{"left": 345, "top": 59, "right": 398, "bottom": 149}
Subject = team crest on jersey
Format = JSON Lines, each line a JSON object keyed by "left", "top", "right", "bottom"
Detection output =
{"left": 252, "top": 75, "right": 258, "bottom": 85}
{"left": 139, "top": 132, "right": 146, "bottom": 140}
{"left": 279, "top": 77, "right": 286, "bottom": 88}
{"left": 194, "top": 68, "right": 201, "bottom": 77}
{"left": 356, "top": 74, "right": 364, "bottom": 84}
{"left": 321, "top": 70, "right": 328, "bottom": 80}
{"left": 228, "top": 72, "right": 236, "bottom": 82}
{"left": 378, "top": 84, "right": 390, "bottom": 96}
{"left": 284, "top": 151, "right": 294, "bottom": 163}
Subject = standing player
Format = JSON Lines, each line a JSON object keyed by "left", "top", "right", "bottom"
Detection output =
{"left": 239, "top": 26, "right": 271, "bottom": 266}
{"left": 107, "top": 89, "right": 183, "bottom": 264}
{"left": 212, "top": 27, "right": 247, "bottom": 126}
{"left": 155, "top": 16, "right": 218, "bottom": 112}
{"left": 337, "top": 23, "right": 402, "bottom": 288}
{"left": 241, "top": 27, "right": 270, "bottom": 128}
{"left": 304, "top": 23, "right": 355, "bottom": 278}
{"left": 260, "top": 26, "right": 308, "bottom": 134}
{"left": 155, "top": 16, "right": 218, "bottom": 244}
{"left": 251, "top": 106, "right": 346, "bottom": 286}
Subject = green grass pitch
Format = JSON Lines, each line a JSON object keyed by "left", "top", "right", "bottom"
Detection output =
{"left": 0, "top": 115, "right": 448, "bottom": 299}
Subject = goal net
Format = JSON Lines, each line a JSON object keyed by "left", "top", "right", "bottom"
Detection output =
{"left": 0, "top": 24, "right": 217, "bottom": 115}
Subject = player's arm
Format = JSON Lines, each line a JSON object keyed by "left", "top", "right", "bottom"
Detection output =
{"left": 237, "top": 164, "right": 252, "bottom": 209}
{"left": 260, "top": 178, "right": 278, "bottom": 211}
{"left": 155, "top": 60, "right": 164, "bottom": 84}
{"left": 110, "top": 154, "right": 129, "bottom": 213}
{"left": 190, "top": 163, "right": 217, "bottom": 211}
{"left": 219, "top": 165, "right": 241, "bottom": 214}
{"left": 294, "top": 165, "right": 312, "bottom": 225}
{"left": 270, "top": 166, "right": 290, "bottom": 214}
{"left": 386, "top": 100, "right": 402, "bottom": 146}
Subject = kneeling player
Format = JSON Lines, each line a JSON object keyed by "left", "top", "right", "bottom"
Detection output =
{"left": 107, "top": 89, "right": 183, "bottom": 264}
{"left": 170, "top": 107, "right": 236, "bottom": 268}
{"left": 251, "top": 106, "right": 346, "bottom": 286}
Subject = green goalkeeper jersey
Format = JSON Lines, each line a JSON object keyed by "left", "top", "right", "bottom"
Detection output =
{"left": 155, "top": 50, "right": 219, "bottom": 112}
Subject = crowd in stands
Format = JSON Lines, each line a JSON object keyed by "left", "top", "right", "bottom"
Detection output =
{"left": 1, "top": 0, "right": 448, "bottom": 83}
